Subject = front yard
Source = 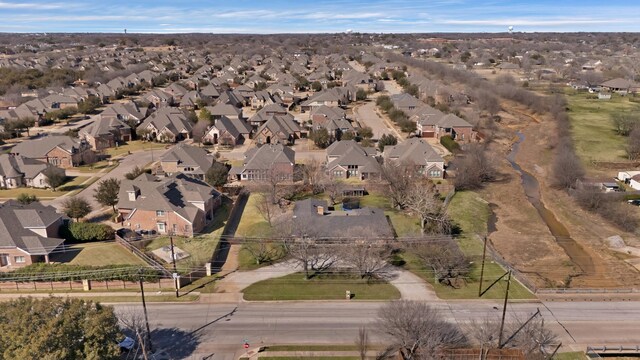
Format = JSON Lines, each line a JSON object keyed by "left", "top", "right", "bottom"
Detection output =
{"left": 144, "top": 201, "right": 230, "bottom": 273}
{"left": 0, "top": 175, "right": 90, "bottom": 199}
{"left": 103, "top": 140, "right": 168, "bottom": 158}
{"left": 243, "top": 272, "right": 400, "bottom": 301}
{"left": 51, "top": 242, "right": 146, "bottom": 266}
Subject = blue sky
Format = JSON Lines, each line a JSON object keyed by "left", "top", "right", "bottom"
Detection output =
{"left": 1, "top": 0, "right": 639, "bottom": 33}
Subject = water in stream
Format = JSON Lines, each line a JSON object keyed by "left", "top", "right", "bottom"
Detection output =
{"left": 506, "top": 132, "right": 595, "bottom": 276}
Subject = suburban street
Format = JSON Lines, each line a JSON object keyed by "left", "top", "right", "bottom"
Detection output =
{"left": 44, "top": 145, "right": 173, "bottom": 213}
{"left": 115, "top": 300, "right": 640, "bottom": 360}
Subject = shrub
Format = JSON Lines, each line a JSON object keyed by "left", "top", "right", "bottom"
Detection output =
{"left": 440, "top": 135, "right": 460, "bottom": 152}
{"left": 62, "top": 222, "right": 115, "bottom": 242}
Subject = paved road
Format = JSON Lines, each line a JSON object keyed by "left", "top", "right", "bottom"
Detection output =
{"left": 353, "top": 101, "right": 397, "bottom": 140}
{"left": 45, "top": 146, "right": 173, "bottom": 214}
{"left": 114, "top": 300, "right": 640, "bottom": 360}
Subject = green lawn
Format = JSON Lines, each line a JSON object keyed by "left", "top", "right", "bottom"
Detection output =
{"left": 0, "top": 176, "right": 90, "bottom": 199}
{"left": 51, "top": 242, "right": 146, "bottom": 266}
{"left": 360, "top": 193, "right": 422, "bottom": 236}
{"left": 74, "top": 160, "right": 118, "bottom": 173}
{"left": 400, "top": 191, "right": 534, "bottom": 300}
{"left": 103, "top": 140, "right": 168, "bottom": 158}
{"left": 553, "top": 352, "right": 586, "bottom": 360}
{"left": 565, "top": 90, "right": 640, "bottom": 163}
{"left": 243, "top": 272, "right": 401, "bottom": 301}
{"left": 145, "top": 201, "right": 230, "bottom": 273}
{"left": 238, "top": 242, "right": 286, "bottom": 270}
{"left": 235, "top": 193, "right": 277, "bottom": 238}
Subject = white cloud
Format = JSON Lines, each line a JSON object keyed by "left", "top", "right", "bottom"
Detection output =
{"left": 439, "top": 18, "right": 630, "bottom": 26}
{"left": 0, "top": 1, "right": 64, "bottom": 9}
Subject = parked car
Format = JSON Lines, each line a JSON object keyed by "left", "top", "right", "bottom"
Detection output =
{"left": 627, "top": 199, "right": 640, "bottom": 206}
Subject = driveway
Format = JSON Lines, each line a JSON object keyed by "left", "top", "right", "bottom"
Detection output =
{"left": 215, "top": 260, "right": 438, "bottom": 301}
{"left": 353, "top": 101, "right": 399, "bottom": 140}
{"left": 45, "top": 146, "right": 173, "bottom": 216}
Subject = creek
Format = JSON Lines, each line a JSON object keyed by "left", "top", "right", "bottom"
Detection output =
{"left": 505, "top": 132, "right": 595, "bottom": 276}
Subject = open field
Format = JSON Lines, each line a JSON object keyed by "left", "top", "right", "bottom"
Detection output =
{"left": 243, "top": 272, "right": 401, "bottom": 301}
{"left": 566, "top": 90, "right": 640, "bottom": 163}
{"left": 0, "top": 175, "right": 90, "bottom": 199}
{"left": 51, "top": 242, "right": 147, "bottom": 266}
{"left": 401, "top": 191, "right": 534, "bottom": 299}
{"left": 145, "top": 201, "right": 230, "bottom": 272}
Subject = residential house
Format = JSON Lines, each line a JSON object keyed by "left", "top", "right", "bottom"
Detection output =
{"left": 117, "top": 173, "right": 222, "bottom": 237}
{"left": 301, "top": 88, "right": 350, "bottom": 111}
{"left": 251, "top": 90, "right": 278, "bottom": 110}
{"left": 384, "top": 138, "right": 445, "bottom": 179}
{"left": 142, "top": 89, "right": 174, "bottom": 108}
{"left": 101, "top": 101, "right": 148, "bottom": 124}
{"left": 203, "top": 116, "right": 252, "bottom": 146}
{"left": 325, "top": 140, "right": 380, "bottom": 180}
{"left": 311, "top": 105, "right": 354, "bottom": 138}
{"left": 11, "top": 135, "right": 96, "bottom": 168}
{"left": 254, "top": 114, "right": 302, "bottom": 145}
{"left": 165, "top": 83, "right": 188, "bottom": 101}
{"left": 0, "top": 154, "right": 65, "bottom": 189}
{"left": 600, "top": 78, "right": 639, "bottom": 94}
{"left": 179, "top": 90, "right": 203, "bottom": 110}
{"left": 229, "top": 144, "right": 295, "bottom": 182}
{"left": 206, "top": 103, "right": 243, "bottom": 120}
{"left": 414, "top": 110, "right": 474, "bottom": 142}
{"left": 158, "top": 144, "right": 215, "bottom": 180}
{"left": 618, "top": 171, "right": 640, "bottom": 190}
{"left": 137, "top": 108, "right": 193, "bottom": 142}
{"left": 390, "top": 93, "right": 423, "bottom": 113}
{"left": 247, "top": 103, "right": 289, "bottom": 128}
{"left": 291, "top": 199, "right": 393, "bottom": 239}
{"left": 0, "top": 200, "right": 66, "bottom": 270}
{"left": 79, "top": 115, "right": 132, "bottom": 151}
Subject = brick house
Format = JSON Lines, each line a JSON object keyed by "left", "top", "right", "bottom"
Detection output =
{"left": 158, "top": 143, "right": 215, "bottom": 180}
{"left": 117, "top": 173, "right": 222, "bottom": 237}
{"left": 11, "top": 135, "right": 96, "bottom": 169}
{"left": 229, "top": 144, "right": 295, "bottom": 182}
{"left": 0, "top": 200, "right": 65, "bottom": 270}
{"left": 325, "top": 140, "right": 380, "bottom": 180}
{"left": 79, "top": 115, "right": 132, "bottom": 151}
{"left": 0, "top": 154, "right": 65, "bottom": 189}
{"left": 384, "top": 138, "right": 445, "bottom": 179}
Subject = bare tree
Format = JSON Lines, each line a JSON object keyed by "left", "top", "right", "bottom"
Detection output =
{"left": 505, "top": 315, "right": 558, "bottom": 360}
{"left": 465, "top": 317, "right": 501, "bottom": 348}
{"left": 283, "top": 237, "right": 338, "bottom": 279}
{"left": 377, "top": 300, "right": 467, "bottom": 360}
{"left": 409, "top": 237, "right": 470, "bottom": 288}
{"left": 627, "top": 125, "right": 640, "bottom": 160}
{"left": 404, "top": 182, "right": 451, "bottom": 235}
{"left": 324, "top": 179, "right": 345, "bottom": 205}
{"left": 243, "top": 241, "right": 284, "bottom": 265}
{"left": 356, "top": 327, "right": 369, "bottom": 360}
{"left": 379, "top": 161, "right": 416, "bottom": 209}
{"left": 254, "top": 192, "right": 279, "bottom": 226}
{"left": 342, "top": 228, "right": 393, "bottom": 279}
{"left": 453, "top": 143, "right": 495, "bottom": 190}
{"left": 300, "top": 158, "right": 325, "bottom": 194}
{"left": 552, "top": 143, "right": 585, "bottom": 189}
{"left": 117, "top": 306, "right": 147, "bottom": 339}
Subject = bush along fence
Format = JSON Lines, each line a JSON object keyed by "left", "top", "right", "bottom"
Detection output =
{"left": 0, "top": 264, "right": 176, "bottom": 292}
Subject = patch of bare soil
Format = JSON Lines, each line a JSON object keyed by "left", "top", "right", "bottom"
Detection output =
{"left": 488, "top": 102, "right": 640, "bottom": 288}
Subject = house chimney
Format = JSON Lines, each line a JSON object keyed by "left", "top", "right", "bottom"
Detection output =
{"left": 127, "top": 190, "right": 137, "bottom": 201}
{"left": 317, "top": 206, "right": 324, "bottom": 215}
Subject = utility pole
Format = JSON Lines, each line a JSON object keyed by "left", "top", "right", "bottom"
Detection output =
{"left": 498, "top": 270, "right": 512, "bottom": 347}
{"left": 138, "top": 270, "right": 153, "bottom": 353}
{"left": 478, "top": 236, "right": 488, "bottom": 297}
{"left": 170, "top": 233, "right": 179, "bottom": 298}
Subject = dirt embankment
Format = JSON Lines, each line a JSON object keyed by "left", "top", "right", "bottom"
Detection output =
{"left": 481, "top": 102, "right": 640, "bottom": 289}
